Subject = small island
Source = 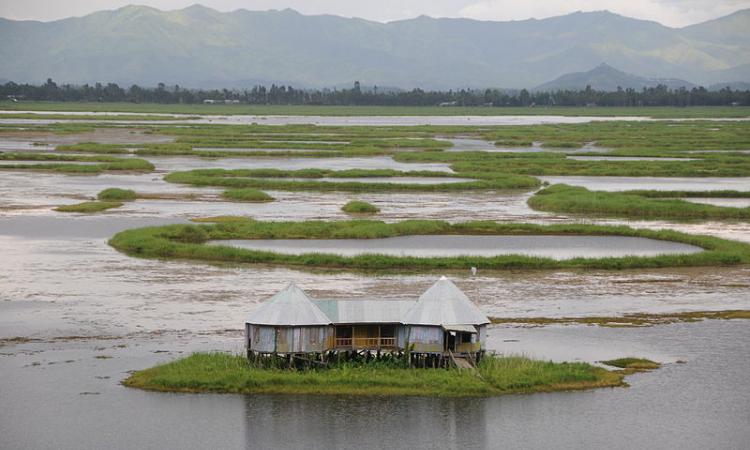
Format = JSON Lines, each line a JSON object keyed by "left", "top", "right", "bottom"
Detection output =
{"left": 123, "top": 352, "right": 636, "bottom": 397}
{"left": 124, "top": 278, "right": 658, "bottom": 397}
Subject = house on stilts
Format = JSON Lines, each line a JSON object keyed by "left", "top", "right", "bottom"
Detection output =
{"left": 244, "top": 277, "right": 490, "bottom": 367}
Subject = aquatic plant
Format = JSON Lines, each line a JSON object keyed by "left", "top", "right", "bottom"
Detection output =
{"left": 221, "top": 188, "right": 275, "bottom": 202}
{"left": 55, "top": 201, "right": 123, "bottom": 213}
{"left": 342, "top": 200, "right": 380, "bottom": 214}
{"left": 98, "top": 188, "right": 137, "bottom": 201}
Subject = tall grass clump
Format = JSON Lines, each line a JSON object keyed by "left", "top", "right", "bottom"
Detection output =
{"left": 98, "top": 188, "right": 137, "bottom": 201}
{"left": 342, "top": 200, "right": 380, "bottom": 214}
{"left": 222, "top": 188, "right": 274, "bottom": 202}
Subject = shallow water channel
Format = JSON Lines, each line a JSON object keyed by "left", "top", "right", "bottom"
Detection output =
{"left": 212, "top": 235, "right": 702, "bottom": 259}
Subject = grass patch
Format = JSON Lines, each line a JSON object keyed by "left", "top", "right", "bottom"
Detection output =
{"left": 601, "top": 358, "right": 660, "bottom": 370}
{"left": 221, "top": 188, "right": 275, "bottom": 203}
{"left": 0, "top": 152, "right": 154, "bottom": 173}
{"left": 98, "top": 188, "right": 137, "bottom": 201}
{"left": 342, "top": 200, "right": 380, "bottom": 214}
{"left": 122, "top": 352, "right": 627, "bottom": 397}
{"left": 108, "top": 220, "right": 750, "bottom": 271}
{"left": 528, "top": 184, "right": 750, "bottom": 220}
{"left": 164, "top": 168, "right": 540, "bottom": 192}
{"left": 55, "top": 201, "right": 123, "bottom": 213}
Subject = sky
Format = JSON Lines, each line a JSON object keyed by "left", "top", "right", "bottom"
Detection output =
{"left": 0, "top": 0, "right": 748, "bottom": 27}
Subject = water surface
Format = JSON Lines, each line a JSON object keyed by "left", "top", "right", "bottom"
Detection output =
{"left": 212, "top": 235, "right": 702, "bottom": 259}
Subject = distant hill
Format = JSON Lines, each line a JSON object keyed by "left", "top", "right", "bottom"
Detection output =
{"left": 0, "top": 5, "right": 748, "bottom": 89}
{"left": 535, "top": 64, "right": 695, "bottom": 91}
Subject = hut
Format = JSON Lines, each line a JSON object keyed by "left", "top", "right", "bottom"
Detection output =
{"left": 244, "top": 277, "right": 490, "bottom": 366}
{"left": 402, "top": 276, "right": 490, "bottom": 360}
{"left": 244, "top": 283, "right": 333, "bottom": 355}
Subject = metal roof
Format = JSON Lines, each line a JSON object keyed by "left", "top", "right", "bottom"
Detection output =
{"left": 403, "top": 277, "right": 490, "bottom": 326}
{"left": 245, "top": 283, "right": 331, "bottom": 326}
{"left": 313, "top": 299, "right": 416, "bottom": 324}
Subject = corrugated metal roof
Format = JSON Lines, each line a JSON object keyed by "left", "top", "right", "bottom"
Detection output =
{"left": 403, "top": 277, "right": 490, "bottom": 326}
{"left": 314, "top": 299, "right": 416, "bottom": 324}
{"left": 443, "top": 324, "right": 478, "bottom": 333}
{"left": 245, "top": 283, "right": 331, "bottom": 326}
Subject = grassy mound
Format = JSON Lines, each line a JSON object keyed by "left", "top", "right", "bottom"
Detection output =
{"left": 123, "top": 352, "right": 627, "bottom": 397}
{"left": 55, "top": 201, "right": 123, "bottom": 213}
{"left": 164, "top": 168, "right": 540, "bottom": 192}
{"left": 98, "top": 188, "right": 137, "bottom": 201}
{"left": 108, "top": 219, "right": 750, "bottom": 271}
{"left": 342, "top": 200, "right": 380, "bottom": 214}
{"left": 528, "top": 184, "right": 750, "bottom": 220}
{"left": 602, "top": 358, "right": 660, "bottom": 371}
{"left": 222, "top": 188, "right": 275, "bottom": 202}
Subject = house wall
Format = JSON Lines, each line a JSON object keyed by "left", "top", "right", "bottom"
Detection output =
{"left": 407, "top": 325, "right": 444, "bottom": 353}
{"left": 275, "top": 326, "right": 333, "bottom": 353}
{"left": 247, "top": 324, "right": 276, "bottom": 352}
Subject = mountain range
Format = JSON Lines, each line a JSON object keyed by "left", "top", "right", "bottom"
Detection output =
{"left": 0, "top": 5, "right": 749, "bottom": 89}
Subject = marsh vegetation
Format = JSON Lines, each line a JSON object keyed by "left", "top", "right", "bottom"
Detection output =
{"left": 123, "top": 352, "right": 629, "bottom": 397}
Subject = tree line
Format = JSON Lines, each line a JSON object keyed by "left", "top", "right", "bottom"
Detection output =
{"left": 2, "top": 79, "right": 748, "bottom": 107}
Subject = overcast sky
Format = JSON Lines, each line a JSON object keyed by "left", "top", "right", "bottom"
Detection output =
{"left": 1, "top": 0, "right": 748, "bottom": 27}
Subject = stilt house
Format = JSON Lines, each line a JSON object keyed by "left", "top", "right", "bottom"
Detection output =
{"left": 245, "top": 277, "right": 490, "bottom": 360}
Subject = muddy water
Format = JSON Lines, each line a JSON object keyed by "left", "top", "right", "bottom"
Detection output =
{"left": 444, "top": 138, "right": 611, "bottom": 153}
{"left": 145, "top": 155, "right": 453, "bottom": 172}
{"left": 213, "top": 235, "right": 702, "bottom": 259}
{"left": 540, "top": 176, "right": 750, "bottom": 191}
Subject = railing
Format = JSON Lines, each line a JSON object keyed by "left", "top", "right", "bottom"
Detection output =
{"left": 334, "top": 337, "right": 397, "bottom": 348}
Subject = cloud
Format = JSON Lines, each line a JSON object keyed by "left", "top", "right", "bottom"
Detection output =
{"left": 458, "top": 0, "right": 750, "bottom": 27}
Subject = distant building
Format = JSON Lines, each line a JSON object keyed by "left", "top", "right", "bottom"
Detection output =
{"left": 438, "top": 101, "right": 458, "bottom": 107}
{"left": 245, "top": 277, "right": 490, "bottom": 366}
{"left": 203, "top": 99, "right": 217, "bottom": 104}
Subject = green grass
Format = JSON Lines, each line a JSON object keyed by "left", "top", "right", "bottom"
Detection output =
{"left": 528, "top": 184, "right": 750, "bottom": 220}
{"left": 4, "top": 102, "right": 749, "bottom": 118}
{"left": 0, "top": 152, "right": 154, "bottom": 173}
{"left": 601, "top": 358, "right": 660, "bottom": 370}
{"left": 342, "top": 200, "right": 380, "bottom": 214}
{"left": 164, "top": 168, "right": 540, "bottom": 192}
{"left": 221, "top": 188, "right": 275, "bottom": 202}
{"left": 122, "top": 352, "right": 627, "bottom": 397}
{"left": 55, "top": 201, "right": 123, "bottom": 213}
{"left": 98, "top": 188, "right": 137, "bottom": 201}
{"left": 108, "top": 220, "right": 750, "bottom": 272}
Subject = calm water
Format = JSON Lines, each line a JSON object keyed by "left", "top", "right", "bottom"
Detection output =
{"left": 212, "top": 235, "right": 702, "bottom": 259}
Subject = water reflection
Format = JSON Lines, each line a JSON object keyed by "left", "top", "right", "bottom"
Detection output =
{"left": 242, "top": 395, "right": 488, "bottom": 450}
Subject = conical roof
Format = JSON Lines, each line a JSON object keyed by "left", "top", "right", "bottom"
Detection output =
{"left": 245, "top": 283, "right": 331, "bottom": 326}
{"left": 404, "top": 277, "right": 490, "bottom": 326}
